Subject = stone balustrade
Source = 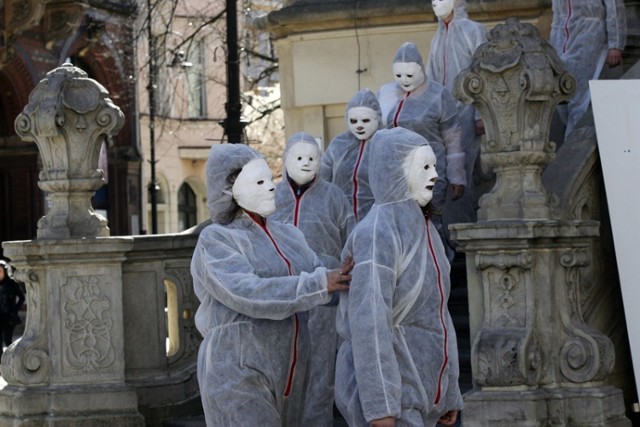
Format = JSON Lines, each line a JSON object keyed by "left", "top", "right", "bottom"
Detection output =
{"left": 1, "top": 63, "right": 202, "bottom": 426}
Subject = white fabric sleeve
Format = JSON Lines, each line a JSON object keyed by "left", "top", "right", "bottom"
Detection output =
{"left": 605, "top": 0, "right": 627, "bottom": 50}
{"left": 348, "top": 227, "right": 402, "bottom": 422}
{"left": 320, "top": 145, "right": 335, "bottom": 182}
{"left": 193, "top": 231, "right": 330, "bottom": 320}
{"left": 442, "top": 126, "right": 466, "bottom": 186}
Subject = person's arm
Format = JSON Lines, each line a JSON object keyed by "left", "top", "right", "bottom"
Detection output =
{"left": 191, "top": 226, "right": 336, "bottom": 320}
{"left": 348, "top": 223, "right": 402, "bottom": 422}
{"left": 425, "top": 32, "right": 440, "bottom": 83}
{"left": 371, "top": 417, "right": 396, "bottom": 427}
{"left": 319, "top": 142, "right": 335, "bottom": 182}
{"left": 440, "top": 314, "right": 464, "bottom": 424}
{"left": 439, "top": 88, "right": 466, "bottom": 199}
{"left": 606, "top": 48, "right": 623, "bottom": 66}
{"left": 604, "top": 0, "right": 626, "bottom": 66}
{"left": 11, "top": 281, "right": 25, "bottom": 313}
{"left": 338, "top": 190, "right": 356, "bottom": 245}
{"left": 438, "top": 410, "right": 459, "bottom": 426}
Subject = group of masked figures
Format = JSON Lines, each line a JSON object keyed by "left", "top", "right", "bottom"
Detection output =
{"left": 190, "top": 0, "right": 626, "bottom": 425}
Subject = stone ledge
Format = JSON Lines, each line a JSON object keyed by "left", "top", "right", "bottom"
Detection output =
{"left": 257, "top": 0, "right": 552, "bottom": 37}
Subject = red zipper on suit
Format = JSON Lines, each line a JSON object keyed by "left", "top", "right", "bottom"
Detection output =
{"left": 288, "top": 181, "right": 309, "bottom": 227}
{"left": 426, "top": 219, "right": 449, "bottom": 405}
{"left": 392, "top": 91, "right": 410, "bottom": 128}
{"left": 351, "top": 141, "right": 366, "bottom": 221}
{"left": 442, "top": 21, "right": 449, "bottom": 86}
{"left": 562, "top": 0, "right": 572, "bottom": 53}
{"left": 247, "top": 212, "right": 298, "bottom": 397}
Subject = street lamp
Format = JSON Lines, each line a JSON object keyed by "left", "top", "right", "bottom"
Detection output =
{"left": 146, "top": 0, "right": 245, "bottom": 234}
{"left": 219, "top": 0, "right": 247, "bottom": 143}
{"left": 147, "top": 0, "right": 159, "bottom": 234}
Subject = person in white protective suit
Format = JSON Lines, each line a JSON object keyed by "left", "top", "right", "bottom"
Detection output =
{"left": 335, "top": 127, "right": 462, "bottom": 427}
{"left": 271, "top": 131, "right": 355, "bottom": 427}
{"left": 550, "top": 0, "right": 626, "bottom": 139}
{"left": 378, "top": 42, "right": 465, "bottom": 260}
{"left": 320, "top": 89, "right": 382, "bottom": 222}
{"left": 427, "top": 0, "right": 487, "bottom": 225}
{"left": 190, "top": 143, "right": 352, "bottom": 426}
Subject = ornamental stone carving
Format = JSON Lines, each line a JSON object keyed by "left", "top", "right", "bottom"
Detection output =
{"left": 454, "top": 18, "right": 576, "bottom": 221}
{"left": 558, "top": 249, "right": 614, "bottom": 384}
{"left": 473, "top": 250, "right": 540, "bottom": 387}
{"left": 0, "top": 268, "right": 50, "bottom": 386}
{"left": 62, "top": 275, "right": 116, "bottom": 375}
{"left": 450, "top": 17, "right": 628, "bottom": 426}
{"left": 14, "top": 63, "right": 124, "bottom": 239}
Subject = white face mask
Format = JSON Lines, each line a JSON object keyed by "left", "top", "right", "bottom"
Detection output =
{"left": 392, "top": 62, "right": 425, "bottom": 93}
{"left": 432, "top": 0, "right": 455, "bottom": 20}
{"left": 285, "top": 143, "right": 320, "bottom": 185}
{"left": 347, "top": 107, "right": 379, "bottom": 141}
{"left": 403, "top": 145, "right": 438, "bottom": 207}
{"left": 232, "top": 158, "right": 276, "bottom": 217}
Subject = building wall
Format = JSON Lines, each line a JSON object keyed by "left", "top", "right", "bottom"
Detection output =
{"left": 270, "top": 3, "right": 551, "bottom": 148}
{"left": 265, "top": 0, "right": 637, "bottom": 148}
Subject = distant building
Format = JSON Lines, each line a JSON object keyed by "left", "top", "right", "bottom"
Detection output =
{"left": 0, "top": 0, "right": 284, "bottom": 243}
{"left": 258, "top": 0, "right": 639, "bottom": 147}
{"left": 138, "top": 0, "right": 283, "bottom": 234}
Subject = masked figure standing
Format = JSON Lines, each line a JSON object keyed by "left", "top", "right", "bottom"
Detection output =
{"left": 320, "top": 89, "right": 382, "bottom": 222}
{"left": 427, "top": 0, "right": 487, "bottom": 225}
{"left": 378, "top": 42, "right": 465, "bottom": 260}
{"left": 272, "top": 132, "right": 355, "bottom": 426}
{"left": 335, "top": 128, "right": 462, "bottom": 427}
{"left": 550, "top": 0, "right": 626, "bottom": 138}
{"left": 191, "top": 144, "right": 352, "bottom": 426}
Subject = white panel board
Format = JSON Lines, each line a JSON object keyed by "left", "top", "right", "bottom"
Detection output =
{"left": 590, "top": 79, "right": 640, "bottom": 396}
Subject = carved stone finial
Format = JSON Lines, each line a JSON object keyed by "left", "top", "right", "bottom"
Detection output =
{"left": 14, "top": 63, "right": 124, "bottom": 239}
{"left": 455, "top": 18, "right": 576, "bottom": 221}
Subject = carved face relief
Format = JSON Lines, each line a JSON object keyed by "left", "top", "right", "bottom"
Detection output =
{"left": 232, "top": 158, "right": 276, "bottom": 217}
{"left": 348, "top": 106, "right": 379, "bottom": 141}
{"left": 393, "top": 62, "right": 425, "bottom": 93}
{"left": 285, "top": 142, "right": 320, "bottom": 185}
{"left": 432, "top": 0, "right": 455, "bottom": 20}
{"left": 403, "top": 145, "right": 438, "bottom": 206}
{"left": 64, "top": 277, "right": 115, "bottom": 372}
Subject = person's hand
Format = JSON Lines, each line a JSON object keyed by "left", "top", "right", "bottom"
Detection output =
{"left": 475, "top": 118, "right": 485, "bottom": 136}
{"left": 371, "top": 416, "right": 396, "bottom": 427}
{"left": 326, "top": 257, "right": 353, "bottom": 293}
{"left": 449, "top": 184, "right": 465, "bottom": 201}
{"left": 606, "top": 48, "right": 623, "bottom": 67}
{"left": 438, "top": 409, "right": 459, "bottom": 426}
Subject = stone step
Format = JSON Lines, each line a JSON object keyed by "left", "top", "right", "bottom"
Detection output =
{"left": 163, "top": 416, "right": 206, "bottom": 427}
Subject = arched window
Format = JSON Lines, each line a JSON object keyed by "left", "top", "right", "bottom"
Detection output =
{"left": 178, "top": 183, "right": 197, "bottom": 231}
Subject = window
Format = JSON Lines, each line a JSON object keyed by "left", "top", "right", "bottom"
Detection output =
{"left": 154, "top": 38, "right": 172, "bottom": 117}
{"left": 186, "top": 39, "right": 206, "bottom": 118}
{"left": 178, "top": 183, "right": 197, "bottom": 231}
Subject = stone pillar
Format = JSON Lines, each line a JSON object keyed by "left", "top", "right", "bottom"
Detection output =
{"left": 0, "top": 64, "right": 143, "bottom": 426}
{"left": 14, "top": 63, "right": 122, "bottom": 239}
{"left": 451, "top": 19, "right": 630, "bottom": 426}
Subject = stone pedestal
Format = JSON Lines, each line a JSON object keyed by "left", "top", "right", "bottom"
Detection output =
{"left": 451, "top": 18, "right": 630, "bottom": 426}
{"left": 0, "top": 239, "right": 142, "bottom": 426}
{"left": 0, "top": 63, "right": 143, "bottom": 425}
{"left": 451, "top": 221, "right": 629, "bottom": 426}
{"left": 463, "top": 387, "right": 628, "bottom": 427}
